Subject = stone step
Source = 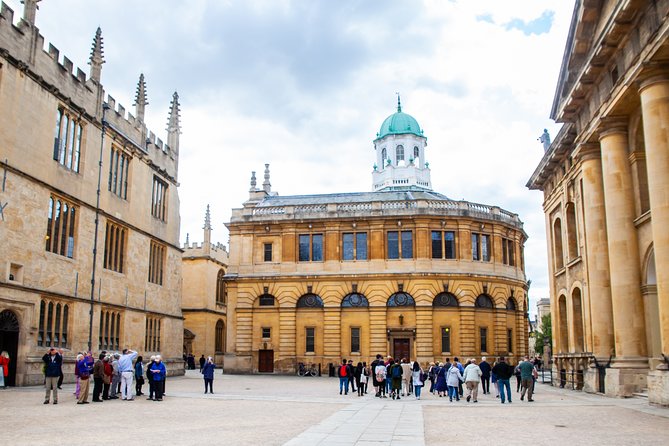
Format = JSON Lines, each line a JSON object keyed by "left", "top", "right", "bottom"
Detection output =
{"left": 632, "top": 390, "right": 648, "bottom": 399}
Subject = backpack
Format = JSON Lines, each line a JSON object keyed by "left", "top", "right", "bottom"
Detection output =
{"left": 420, "top": 372, "right": 428, "bottom": 383}
{"left": 339, "top": 365, "right": 347, "bottom": 377}
{"left": 391, "top": 364, "right": 402, "bottom": 378}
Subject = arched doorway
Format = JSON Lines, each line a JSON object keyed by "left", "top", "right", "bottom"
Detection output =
{"left": 0, "top": 309, "right": 20, "bottom": 386}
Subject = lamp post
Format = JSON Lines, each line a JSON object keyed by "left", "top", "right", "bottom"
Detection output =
{"left": 88, "top": 103, "right": 110, "bottom": 352}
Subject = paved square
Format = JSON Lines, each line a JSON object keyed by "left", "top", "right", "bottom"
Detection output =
{"left": 1, "top": 371, "right": 667, "bottom": 445}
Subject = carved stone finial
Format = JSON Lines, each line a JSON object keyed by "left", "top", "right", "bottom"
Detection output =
{"left": 249, "top": 171, "right": 257, "bottom": 192}
{"left": 88, "top": 27, "right": 105, "bottom": 83}
{"left": 133, "top": 73, "right": 149, "bottom": 122}
{"left": 21, "top": 0, "right": 41, "bottom": 26}
{"left": 203, "top": 204, "right": 212, "bottom": 230}
{"left": 167, "top": 91, "right": 181, "bottom": 153}
{"left": 262, "top": 163, "right": 271, "bottom": 193}
{"left": 396, "top": 92, "right": 402, "bottom": 113}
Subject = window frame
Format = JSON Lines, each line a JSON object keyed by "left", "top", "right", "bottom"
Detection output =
{"left": 45, "top": 195, "right": 77, "bottom": 259}
{"left": 298, "top": 233, "right": 324, "bottom": 262}
{"left": 305, "top": 327, "right": 315, "bottom": 353}
{"left": 441, "top": 326, "right": 451, "bottom": 353}
{"left": 103, "top": 220, "right": 127, "bottom": 273}
{"left": 151, "top": 176, "right": 168, "bottom": 222}
{"left": 342, "top": 232, "right": 368, "bottom": 261}
{"left": 387, "top": 230, "right": 413, "bottom": 260}
{"left": 262, "top": 327, "right": 271, "bottom": 339}
{"left": 480, "top": 327, "right": 488, "bottom": 353}
{"left": 53, "top": 106, "right": 83, "bottom": 173}
{"left": 431, "top": 230, "right": 456, "bottom": 260}
{"left": 263, "top": 243, "right": 273, "bottom": 262}
{"left": 350, "top": 327, "right": 361, "bottom": 353}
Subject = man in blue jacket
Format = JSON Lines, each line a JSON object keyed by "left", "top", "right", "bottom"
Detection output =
{"left": 42, "top": 348, "right": 62, "bottom": 404}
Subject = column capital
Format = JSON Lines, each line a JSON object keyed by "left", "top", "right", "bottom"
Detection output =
{"left": 637, "top": 62, "right": 669, "bottom": 93}
{"left": 573, "top": 142, "right": 601, "bottom": 162}
{"left": 598, "top": 116, "right": 628, "bottom": 140}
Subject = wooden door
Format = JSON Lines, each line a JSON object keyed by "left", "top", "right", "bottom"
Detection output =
{"left": 393, "top": 338, "right": 410, "bottom": 362}
{"left": 258, "top": 350, "right": 274, "bottom": 373}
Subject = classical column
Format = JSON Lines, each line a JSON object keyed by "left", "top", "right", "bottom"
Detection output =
{"left": 577, "top": 144, "right": 614, "bottom": 359}
{"left": 639, "top": 74, "right": 669, "bottom": 359}
{"left": 599, "top": 124, "right": 647, "bottom": 363}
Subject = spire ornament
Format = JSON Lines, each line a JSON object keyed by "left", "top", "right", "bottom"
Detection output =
{"left": 166, "top": 91, "right": 181, "bottom": 153}
{"left": 396, "top": 92, "right": 402, "bottom": 113}
{"left": 249, "top": 171, "right": 257, "bottom": 192}
{"left": 134, "top": 73, "right": 149, "bottom": 122}
{"left": 88, "top": 27, "right": 105, "bottom": 83}
{"left": 21, "top": 0, "right": 41, "bottom": 26}
{"left": 203, "top": 204, "right": 212, "bottom": 230}
{"left": 263, "top": 164, "right": 271, "bottom": 193}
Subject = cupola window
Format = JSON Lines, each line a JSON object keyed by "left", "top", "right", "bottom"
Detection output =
{"left": 396, "top": 145, "right": 404, "bottom": 164}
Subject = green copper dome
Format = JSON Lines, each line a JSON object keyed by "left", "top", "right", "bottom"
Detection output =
{"left": 376, "top": 98, "right": 424, "bottom": 140}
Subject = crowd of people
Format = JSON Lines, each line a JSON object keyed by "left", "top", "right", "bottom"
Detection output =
{"left": 337, "top": 355, "right": 542, "bottom": 404}
{"left": 41, "top": 347, "right": 168, "bottom": 405}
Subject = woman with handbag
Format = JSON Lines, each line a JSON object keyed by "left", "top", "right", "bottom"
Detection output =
{"left": 134, "top": 356, "right": 145, "bottom": 396}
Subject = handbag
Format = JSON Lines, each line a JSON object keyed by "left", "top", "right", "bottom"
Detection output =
{"left": 360, "top": 374, "right": 367, "bottom": 384}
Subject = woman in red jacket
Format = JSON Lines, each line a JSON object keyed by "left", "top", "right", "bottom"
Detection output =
{"left": 0, "top": 351, "right": 10, "bottom": 388}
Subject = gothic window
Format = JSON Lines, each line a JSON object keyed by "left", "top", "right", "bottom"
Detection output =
{"left": 148, "top": 241, "right": 166, "bottom": 285}
{"left": 38, "top": 300, "right": 69, "bottom": 348}
{"left": 103, "top": 220, "right": 127, "bottom": 273}
{"left": 396, "top": 145, "right": 404, "bottom": 164}
{"left": 98, "top": 309, "right": 121, "bottom": 351}
{"left": 258, "top": 294, "right": 275, "bottom": 306}
{"left": 475, "top": 294, "right": 494, "bottom": 308}
{"left": 108, "top": 146, "right": 130, "bottom": 199}
{"left": 433, "top": 292, "right": 458, "bottom": 307}
{"left": 506, "top": 297, "right": 516, "bottom": 310}
{"left": 216, "top": 270, "right": 226, "bottom": 304}
{"left": 341, "top": 293, "right": 369, "bottom": 307}
{"left": 387, "top": 291, "right": 415, "bottom": 307}
{"left": 53, "top": 107, "right": 83, "bottom": 173}
{"left": 145, "top": 316, "right": 161, "bottom": 352}
{"left": 297, "top": 293, "right": 324, "bottom": 308}
{"left": 45, "top": 196, "right": 77, "bottom": 258}
{"left": 151, "top": 176, "right": 168, "bottom": 221}
{"left": 215, "top": 320, "right": 225, "bottom": 353}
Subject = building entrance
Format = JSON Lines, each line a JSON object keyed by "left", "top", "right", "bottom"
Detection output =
{"left": 393, "top": 338, "right": 410, "bottom": 361}
{"left": 258, "top": 349, "right": 274, "bottom": 373}
{"left": 0, "top": 310, "right": 19, "bottom": 386}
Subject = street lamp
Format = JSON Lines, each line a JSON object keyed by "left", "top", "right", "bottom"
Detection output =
{"left": 88, "top": 103, "right": 110, "bottom": 352}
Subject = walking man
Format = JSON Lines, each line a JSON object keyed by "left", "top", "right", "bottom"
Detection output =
{"left": 119, "top": 348, "right": 138, "bottom": 401}
{"left": 479, "top": 356, "right": 491, "bottom": 394}
{"left": 338, "top": 359, "right": 349, "bottom": 395}
{"left": 519, "top": 356, "right": 536, "bottom": 402}
{"left": 42, "top": 348, "right": 62, "bottom": 404}
{"left": 463, "top": 358, "right": 482, "bottom": 403}
{"left": 92, "top": 353, "right": 105, "bottom": 402}
{"left": 492, "top": 356, "right": 514, "bottom": 404}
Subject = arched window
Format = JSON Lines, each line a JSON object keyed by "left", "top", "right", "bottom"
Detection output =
{"left": 566, "top": 203, "right": 578, "bottom": 260}
{"left": 553, "top": 218, "right": 564, "bottom": 270}
{"left": 475, "top": 294, "right": 494, "bottom": 309}
{"left": 572, "top": 288, "right": 584, "bottom": 352}
{"left": 558, "top": 295, "right": 568, "bottom": 353}
{"left": 387, "top": 291, "right": 415, "bottom": 307}
{"left": 297, "top": 293, "right": 324, "bottom": 308}
{"left": 215, "top": 319, "right": 225, "bottom": 353}
{"left": 381, "top": 147, "right": 387, "bottom": 162}
{"left": 258, "top": 294, "right": 275, "bottom": 306}
{"left": 413, "top": 146, "right": 419, "bottom": 160}
{"left": 433, "top": 292, "right": 458, "bottom": 307}
{"left": 396, "top": 145, "right": 404, "bottom": 164}
{"left": 216, "top": 269, "right": 226, "bottom": 304}
{"left": 341, "top": 293, "right": 369, "bottom": 307}
{"left": 506, "top": 297, "right": 516, "bottom": 310}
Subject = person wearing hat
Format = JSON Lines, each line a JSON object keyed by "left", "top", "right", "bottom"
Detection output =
{"left": 146, "top": 355, "right": 157, "bottom": 400}
{"left": 42, "top": 348, "right": 62, "bottom": 404}
{"left": 149, "top": 355, "right": 166, "bottom": 401}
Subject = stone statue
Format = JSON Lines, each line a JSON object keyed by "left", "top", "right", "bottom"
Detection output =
{"left": 538, "top": 129, "right": 551, "bottom": 152}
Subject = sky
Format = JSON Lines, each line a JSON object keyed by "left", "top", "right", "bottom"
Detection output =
{"left": 5, "top": 0, "right": 576, "bottom": 316}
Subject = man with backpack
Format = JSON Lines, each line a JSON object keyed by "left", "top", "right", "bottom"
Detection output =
{"left": 388, "top": 358, "right": 403, "bottom": 400}
{"left": 337, "top": 359, "right": 349, "bottom": 395}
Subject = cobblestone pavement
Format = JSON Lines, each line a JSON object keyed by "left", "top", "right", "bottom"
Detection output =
{"left": 1, "top": 371, "right": 667, "bottom": 446}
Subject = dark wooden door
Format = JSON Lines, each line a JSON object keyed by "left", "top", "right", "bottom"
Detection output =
{"left": 393, "top": 338, "right": 410, "bottom": 362}
{"left": 258, "top": 350, "right": 274, "bottom": 373}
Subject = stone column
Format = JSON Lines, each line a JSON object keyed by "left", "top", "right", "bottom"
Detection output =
{"left": 577, "top": 144, "right": 614, "bottom": 359}
{"left": 599, "top": 124, "right": 647, "bottom": 364}
{"left": 639, "top": 74, "right": 669, "bottom": 360}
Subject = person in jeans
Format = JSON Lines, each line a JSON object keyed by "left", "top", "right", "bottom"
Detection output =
{"left": 479, "top": 356, "right": 491, "bottom": 395}
{"left": 492, "top": 356, "right": 514, "bottom": 404}
{"left": 337, "top": 359, "right": 349, "bottom": 395}
{"left": 519, "top": 356, "right": 536, "bottom": 402}
{"left": 411, "top": 361, "right": 424, "bottom": 400}
{"left": 446, "top": 361, "right": 462, "bottom": 402}
{"left": 109, "top": 353, "right": 121, "bottom": 399}
{"left": 42, "top": 348, "right": 62, "bottom": 404}
{"left": 347, "top": 360, "right": 356, "bottom": 393}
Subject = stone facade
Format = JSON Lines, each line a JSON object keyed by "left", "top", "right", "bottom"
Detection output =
{"left": 0, "top": 2, "right": 184, "bottom": 385}
{"left": 222, "top": 108, "right": 530, "bottom": 375}
{"left": 527, "top": 0, "right": 669, "bottom": 404}
{"left": 182, "top": 206, "right": 229, "bottom": 365}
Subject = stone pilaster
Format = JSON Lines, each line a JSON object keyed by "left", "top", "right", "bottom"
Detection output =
{"left": 599, "top": 123, "right": 647, "bottom": 366}
{"left": 577, "top": 144, "right": 614, "bottom": 359}
{"left": 415, "top": 306, "right": 433, "bottom": 362}
{"left": 323, "top": 307, "right": 341, "bottom": 361}
{"left": 279, "top": 307, "right": 296, "bottom": 362}
{"left": 369, "top": 307, "right": 387, "bottom": 356}
{"left": 459, "top": 307, "right": 475, "bottom": 357}
{"left": 494, "top": 310, "right": 506, "bottom": 355}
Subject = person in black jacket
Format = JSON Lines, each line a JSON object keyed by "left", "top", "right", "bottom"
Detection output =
{"left": 491, "top": 356, "right": 514, "bottom": 404}
{"left": 479, "top": 357, "right": 492, "bottom": 394}
{"left": 42, "top": 348, "right": 62, "bottom": 404}
{"left": 347, "top": 360, "right": 356, "bottom": 393}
